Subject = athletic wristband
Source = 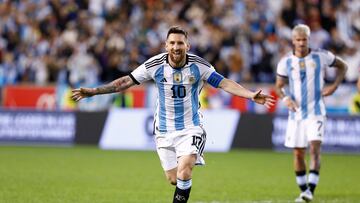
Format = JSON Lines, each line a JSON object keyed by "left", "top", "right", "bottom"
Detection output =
{"left": 282, "top": 96, "right": 290, "bottom": 102}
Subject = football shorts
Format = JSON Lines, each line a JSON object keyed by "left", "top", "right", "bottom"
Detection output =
{"left": 155, "top": 126, "right": 206, "bottom": 171}
{"left": 285, "top": 116, "right": 326, "bottom": 148}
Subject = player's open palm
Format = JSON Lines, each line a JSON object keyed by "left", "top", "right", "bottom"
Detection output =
{"left": 71, "top": 87, "right": 95, "bottom": 102}
{"left": 252, "top": 90, "right": 275, "bottom": 109}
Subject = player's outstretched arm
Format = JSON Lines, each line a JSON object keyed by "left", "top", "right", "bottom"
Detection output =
{"left": 71, "top": 75, "right": 136, "bottom": 102}
{"left": 322, "top": 57, "right": 347, "bottom": 97}
{"left": 218, "top": 78, "right": 275, "bottom": 108}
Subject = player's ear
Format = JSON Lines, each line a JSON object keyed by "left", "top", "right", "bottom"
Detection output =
{"left": 186, "top": 42, "right": 190, "bottom": 51}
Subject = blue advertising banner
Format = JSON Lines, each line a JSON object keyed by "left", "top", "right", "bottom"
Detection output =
{"left": 0, "top": 109, "right": 76, "bottom": 145}
{"left": 272, "top": 114, "right": 360, "bottom": 153}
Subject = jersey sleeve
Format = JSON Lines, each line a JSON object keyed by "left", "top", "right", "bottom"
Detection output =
{"left": 276, "top": 57, "right": 288, "bottom": 78}
{"left": 202, "top": 65, "right": 225, "bottom": 88}
{"left": 321, "top": 49, "right": 336, "bottom": 67}
{"left": 129, "top": 64, "right": 151, "bottom": 85}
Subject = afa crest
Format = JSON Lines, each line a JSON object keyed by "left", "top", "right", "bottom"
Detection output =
{"left": 189, "top": 75, "right": 196, "bottom": 84}
{"left": 310, "top": 62, "right": 316, "bottom": 68}
{"left": 173, "top": 72, "right": 182, "bottom": 83}
{"left": 299, "top": 61, "right": 305, "bottom": 69}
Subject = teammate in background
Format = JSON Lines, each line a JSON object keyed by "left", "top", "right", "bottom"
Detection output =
{"left": 71, "top": 26, "right": 275, "bottom": 203}
{"left": 275, "top": 24, "right": 347, "bottom": 202}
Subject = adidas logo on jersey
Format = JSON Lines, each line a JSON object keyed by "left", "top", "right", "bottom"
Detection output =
{"left": 160, "top": 78, "right": 167, "bottom": 83}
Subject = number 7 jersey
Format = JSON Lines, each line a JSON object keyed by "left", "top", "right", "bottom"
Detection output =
{"left": 130, "top": 53, "right": 224, "bottom": 134}
{"left": 276, "top": 49, "right": 336, "bottom": 120}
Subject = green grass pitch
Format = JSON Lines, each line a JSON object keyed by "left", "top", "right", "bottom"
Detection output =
{"left": 0, "top": 146, "right": 359, "bottom": 203}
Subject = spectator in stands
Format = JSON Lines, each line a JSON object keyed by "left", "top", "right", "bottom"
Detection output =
{"left": 0, "top": 0, "right": 359, "bottom": 87}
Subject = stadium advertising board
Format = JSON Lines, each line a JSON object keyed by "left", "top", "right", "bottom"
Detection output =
{"left": 0, "top": 109, "right": 76, "bottom": 144}
{"left": 272, "top": 114, "right": 360, "bottom": 152}
{"left": 3, "top": 85, "right": 56, "bottom": 109}
{"left": 99, "top": 108, "right": 239, "bottom": 152}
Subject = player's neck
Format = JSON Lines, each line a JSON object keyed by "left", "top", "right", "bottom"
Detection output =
{"left": 169, "top": 58, "right": 186, "bottom": 68}
{"left": 294, "top": 48, "right": 310, "bottom": 58}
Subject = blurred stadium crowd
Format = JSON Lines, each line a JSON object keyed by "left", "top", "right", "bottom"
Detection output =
{"left": 1, "top": 0, "right": 360, "bottom": 88}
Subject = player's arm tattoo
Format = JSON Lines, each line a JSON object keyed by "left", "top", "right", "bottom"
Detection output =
{"left": 94, "top": 75, "right": 135, "bottom": 95}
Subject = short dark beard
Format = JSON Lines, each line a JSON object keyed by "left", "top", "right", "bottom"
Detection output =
{"left": 169, "top": 53, "right": 185, "bottom": 67}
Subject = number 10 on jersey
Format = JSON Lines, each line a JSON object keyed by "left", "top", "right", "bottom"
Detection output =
{"left": 171, "top": 85, "right": 186, "bottom": 98}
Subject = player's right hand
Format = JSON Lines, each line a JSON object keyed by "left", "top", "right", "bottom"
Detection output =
{"left": 282, "top": 96, "right": 298, "bottom": 112}
{"left": 71, "top": 87, "right": 95, "bottom": 102}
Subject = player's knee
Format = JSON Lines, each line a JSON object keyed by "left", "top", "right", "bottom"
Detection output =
{"left": 295, "top": 152, "right": 304, "bottom": 158}
{"left": 309, "top": 147, "right": 321, "bottom": 156}
{"left": 294, "top": 149, "right": 305, "bottom": 160}
{"left": 177, "top": 167, "right": 192, "bottom": 180}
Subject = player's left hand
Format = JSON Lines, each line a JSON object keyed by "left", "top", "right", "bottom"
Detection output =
{"left": 71, "top": 87, "right": 96, "bottom": 102}
{"left": 322, "top": 85, "right": 338, "bottom": 97}
{"left": 252, "top": 90, "right": 275, "bottom": 108}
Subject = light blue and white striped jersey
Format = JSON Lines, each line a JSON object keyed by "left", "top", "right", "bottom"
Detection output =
{"left": 277, "top": 49, "right": 336, "bottom": 120}
{"left": 130, "top": 53, "right": 224, "bottom": 134}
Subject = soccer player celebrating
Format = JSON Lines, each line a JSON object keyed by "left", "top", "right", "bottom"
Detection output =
{"left": 275, "top": 24, "right": 347, "bottom": 202}
{"left": 71, "top": 26, "right": 275, "bottom": 203}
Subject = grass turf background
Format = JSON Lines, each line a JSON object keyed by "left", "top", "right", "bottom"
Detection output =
{"left": 0, "top": 146, "right": 359, "bottom": 203}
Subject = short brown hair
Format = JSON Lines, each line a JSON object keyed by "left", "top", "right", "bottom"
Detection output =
{"left": 166, "top": 26, "right": 188, "bottom": 39}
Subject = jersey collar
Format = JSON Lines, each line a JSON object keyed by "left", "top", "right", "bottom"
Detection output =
{"left": 292, "top": 48, "right": 312, "bottom": 58}
{"left": 166, "top": 54, "right": 189, "bottom": 69}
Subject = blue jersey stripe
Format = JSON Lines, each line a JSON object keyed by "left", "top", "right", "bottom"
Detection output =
{"left": 299, "top": 58, "right": 308, "bottom": 119}
{"left": 286, "top": 58, "right": 295, "bottom": 119}
{"left": 207, "top": 72, "right": 224, "bottom": 88}
{"left": 312, "top": 54, "right": 321, "bottom": 115}
{"left": 173, "top": 69, "right": 185, "bottom": 131}
{"left": 190, "top": 64, "right": 200, "bottom": 126}
{"left": 154, "top": 66, "right": 167, "bottom": 132}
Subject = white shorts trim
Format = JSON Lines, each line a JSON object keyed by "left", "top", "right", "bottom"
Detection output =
{"left": 155, "top": 126, "right": 206, "bottom": 171}
{"left": 285, "top": 116, "right": 325, "bottom": 148}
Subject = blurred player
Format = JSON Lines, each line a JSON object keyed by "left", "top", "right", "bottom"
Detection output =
{"left": 71, "top": 26, "right": 274, "bottom": 203}
{"left": 351, "top": 74, "right": 360, "bottom": 113}
{"left": 275, "top": 24, "right": 347, "bottom": 202}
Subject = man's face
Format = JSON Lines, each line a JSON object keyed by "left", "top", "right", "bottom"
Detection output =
{"left": 292, "top": 32, "right": 309, "bottom": 54}
{"left": 165, "top": 33, "right": 190, "bottom": 65}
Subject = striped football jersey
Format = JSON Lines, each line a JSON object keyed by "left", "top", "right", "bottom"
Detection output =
{"left": 277, "top": 49, "right": 336, "bottom": 120}
{"left": 130, "top": 53, "right": 224, "bottom": 133}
